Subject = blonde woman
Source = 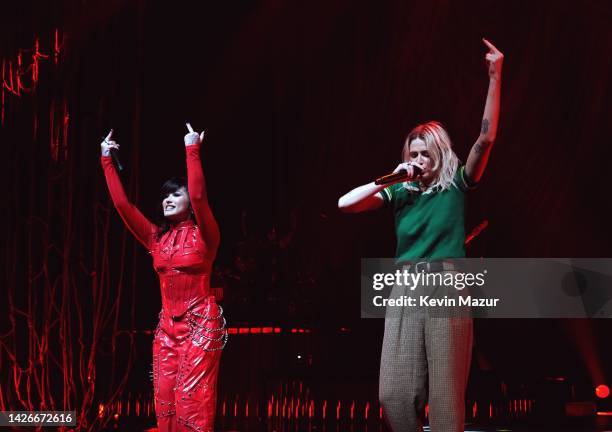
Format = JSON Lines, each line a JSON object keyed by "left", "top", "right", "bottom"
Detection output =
{"left": 338, "top": 39, "right": 503, "bottom": 431}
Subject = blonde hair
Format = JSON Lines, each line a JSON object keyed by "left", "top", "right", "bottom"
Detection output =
{"left": 402, "top": 121, "right": 459, "bottom": 192}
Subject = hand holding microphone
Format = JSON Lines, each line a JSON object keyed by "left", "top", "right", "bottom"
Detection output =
{"left": 101, "top": 129, "right": 123, "bottom": 171}
{"left": 375, "top": 162, "right": 423, "bottom": 185}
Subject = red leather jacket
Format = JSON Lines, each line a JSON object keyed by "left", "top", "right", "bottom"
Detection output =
{"left": 101, "top": 145, "right": 220, "bottom": 318}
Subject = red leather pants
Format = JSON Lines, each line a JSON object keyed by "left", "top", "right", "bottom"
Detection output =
{"left": 152, "top": 297, "right": 227, "bottom": 431}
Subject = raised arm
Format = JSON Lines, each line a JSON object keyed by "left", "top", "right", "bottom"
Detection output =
{"left": 184, "top": 123, "right": 221, "bottom": 257}
{"left": 465, "top": 38, "right": 504, "bottom": 184}
{"left": 100, "top": 130, "right": 157, "bottom": 249}
{"left": 338, "top": 163, "right": 420, "bottom": 213}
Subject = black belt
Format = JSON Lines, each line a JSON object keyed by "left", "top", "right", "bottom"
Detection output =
{"left": 401, "top": 260, "right": 460, "bottom": 273}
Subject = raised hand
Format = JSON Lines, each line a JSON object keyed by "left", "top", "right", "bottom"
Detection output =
{"left": 101, "top": 129, "right": 120, "bottom": 156}
{"left": 483, "top": 38, "right": 503, "bottom": 80}
{"left": 184, "top": 122, "right": 206, "bottom": 147}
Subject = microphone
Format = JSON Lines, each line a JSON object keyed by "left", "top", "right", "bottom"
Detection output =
{"left": 110, "top": 148, "right": 124, "bottom": 171}
{"left": 465, "top": 219, "right": 488, "bottom": 245}
{"left": 375, "top": 165, "right": 422, "bottom": 185}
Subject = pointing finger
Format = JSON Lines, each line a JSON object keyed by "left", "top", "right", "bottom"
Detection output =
{"left": 482, "top": 38, "right": 498, "bottom": 52}
{"left": 105, "top": 129, "right": 113, "bottom": 141}
{"left": 186, "top": 123, "right": 194, "bottom": 133}
{"left": 200, "top": 131, "right": 205, "bottom": 142}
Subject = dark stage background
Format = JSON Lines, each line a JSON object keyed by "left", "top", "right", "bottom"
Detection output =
{"left": 2, "top": 0, "right": 612, "bottom": 430}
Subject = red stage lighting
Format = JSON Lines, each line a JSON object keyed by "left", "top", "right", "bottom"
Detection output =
{"left": 595, "top": 384, "right": 610, "bottom": 399}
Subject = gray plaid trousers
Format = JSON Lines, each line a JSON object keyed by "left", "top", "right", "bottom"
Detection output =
{"left": 379, "top": 284, "right": 473, "bottom": 432}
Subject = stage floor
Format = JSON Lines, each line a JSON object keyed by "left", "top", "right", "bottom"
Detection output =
{"left": 111, "top": 418, "right": 612, "bottom": 432}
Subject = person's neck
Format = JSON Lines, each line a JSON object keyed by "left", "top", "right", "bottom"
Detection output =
{"left": 418, "top": 177, "right": 433, "bottom": 191}
{"left": 170, "top": 218, "right": 193, "bottom": 228}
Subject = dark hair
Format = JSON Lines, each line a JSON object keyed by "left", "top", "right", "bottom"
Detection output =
{"left": 155, "top": 177, "right": 194, "bottom": 241}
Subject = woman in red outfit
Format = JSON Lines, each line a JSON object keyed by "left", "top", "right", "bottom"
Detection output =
{"left": 100, "top": 124, "right": 227, "bottom": 432}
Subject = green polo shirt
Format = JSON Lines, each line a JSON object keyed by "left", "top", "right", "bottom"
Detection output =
{"left": 380, "top": 165, "right": 475, "bottom": 262}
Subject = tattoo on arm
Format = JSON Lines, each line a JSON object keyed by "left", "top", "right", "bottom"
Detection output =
{"left": 474, "top": 139, "right": 492, "bottom": 155}
{"left": 481, "top": 118, "right": 489, "bottom": 134}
